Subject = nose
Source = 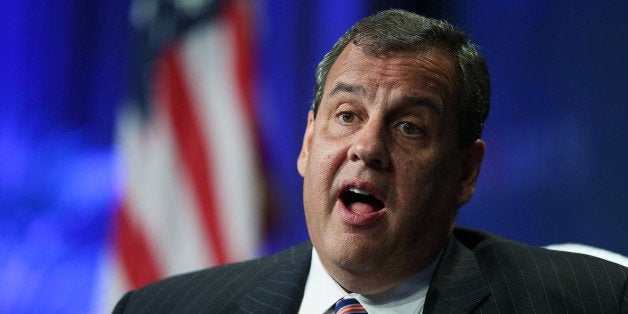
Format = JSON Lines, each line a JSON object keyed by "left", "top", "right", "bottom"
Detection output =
{"left": 347, "top": 124, "right": 391, "bottom": 170}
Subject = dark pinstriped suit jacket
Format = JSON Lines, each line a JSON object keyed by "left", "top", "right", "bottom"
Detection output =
{"left": 114, "top": 227, "right": 628, "bottom": 313}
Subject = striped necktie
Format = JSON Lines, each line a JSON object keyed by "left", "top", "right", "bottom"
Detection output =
{"left": 334, "top": 298, "right": 367, "bottom": 314}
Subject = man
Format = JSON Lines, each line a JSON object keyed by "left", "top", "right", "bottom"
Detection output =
{"left": 114, "top": 9, "right": 627, "bottom": 313}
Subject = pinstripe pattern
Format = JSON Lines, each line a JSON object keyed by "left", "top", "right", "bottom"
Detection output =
{"left": 113, "top": 242, "right": 312, "bottom": 313}
{"left": 114, "top": 228, "right": 628, "bottom": 313}
{"left": 425, "top": 228, "right": 628, "bottom": 313}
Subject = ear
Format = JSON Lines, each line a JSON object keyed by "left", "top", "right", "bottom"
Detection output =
{"left": 457, "top": 139, "right": 486, "bottom": 206}
{"left": 297, "top": 111, "right": 316, "bottom": 177}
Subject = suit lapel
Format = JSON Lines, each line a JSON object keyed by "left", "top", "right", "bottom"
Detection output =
{"left": 424, "top": 234, "right": 490, "bottom": 313}
{"left": 238, "top": 243, "right": 313, "bottom": 313}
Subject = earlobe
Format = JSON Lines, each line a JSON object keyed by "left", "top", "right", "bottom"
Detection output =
{"left": 297, "top": 111, "right": 316, "bottom": 177}
{"left": 457, "top": 139, "right": 486, "bottom": 205}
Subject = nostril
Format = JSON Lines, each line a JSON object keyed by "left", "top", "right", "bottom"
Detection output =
{"left": 368, "top": 158, "right": 383, "bottom": 168}
{"left": 348, "top": 139, "right": 390, "bottom": 170}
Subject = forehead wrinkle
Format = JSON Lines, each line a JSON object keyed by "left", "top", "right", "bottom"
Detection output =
{"left": 368, "top": 53, "right": 457, "bottom": 104}
{"left": 328, "top": 82, "right": 367, "bottom": 99}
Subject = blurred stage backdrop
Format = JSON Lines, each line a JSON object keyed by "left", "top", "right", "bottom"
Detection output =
{"left": 1, "top": 0, "right": 626, "bottom": 313}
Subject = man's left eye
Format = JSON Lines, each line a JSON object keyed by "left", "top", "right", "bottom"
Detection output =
{"left": 339, "top": 112, "right": 356, "bottom": 123}
{"left": 398, "top": 122, "right": 421, "bottom": 135}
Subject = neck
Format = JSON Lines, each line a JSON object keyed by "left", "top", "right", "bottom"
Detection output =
{"left": 324, "top": 245, "right": 443, "bottom": 295}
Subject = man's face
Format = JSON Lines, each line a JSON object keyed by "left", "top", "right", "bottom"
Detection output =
{"left": 297, "top": 43, "right": 484, "bottom": 293}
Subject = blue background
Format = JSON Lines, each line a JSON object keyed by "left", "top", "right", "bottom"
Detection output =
{"left": 0, "top": 1, "right": 626, "bottom": 312}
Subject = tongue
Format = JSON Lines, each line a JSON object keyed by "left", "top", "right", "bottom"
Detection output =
{"left": 349, "top": 202, "right": 377, "bottom": 215}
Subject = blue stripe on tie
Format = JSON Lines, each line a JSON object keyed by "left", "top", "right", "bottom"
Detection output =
{"left": 335, "top": 298, "right": 367, "bottom": 314}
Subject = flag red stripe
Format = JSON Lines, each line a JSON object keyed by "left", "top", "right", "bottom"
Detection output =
{"left": 115, "top": 201, "right": 162, "bottom": 288}
{"left": 226, "top": 0, "right": 266, "bottom": 155}
{"left": 224, "top": 0, "right": 274, "bottom": 237}
{"left": 156, "top": 47, "right": 228, "bottom": 265}
{"left": 225, "top": 1, "right": 255, "bottom": 120}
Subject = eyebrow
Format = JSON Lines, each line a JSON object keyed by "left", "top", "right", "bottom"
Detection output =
{"left": 328, "top": 82, "right": 366, "bottom": 98}
{"left": 328, "top": 82, "right": 444, "bottom": 116}
{"left": 398, "top": 95, "right": 444, "bottom": 116}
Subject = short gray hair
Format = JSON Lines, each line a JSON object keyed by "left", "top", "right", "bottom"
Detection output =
{"left": 312, "top": 9, "right": 490, "bottom": 147}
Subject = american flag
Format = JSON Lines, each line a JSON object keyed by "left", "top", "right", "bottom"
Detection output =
{"left": 96, "top": 0, "right": 270, "bottom": 311}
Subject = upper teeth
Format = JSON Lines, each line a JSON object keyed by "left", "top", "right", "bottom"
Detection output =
{"left": 349, "top": 187, "right": 371, "bottom": 195}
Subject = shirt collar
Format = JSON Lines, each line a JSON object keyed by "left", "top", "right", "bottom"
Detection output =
{"left": 299, "top": 248, "right": 347, "bottom": 313}
{"left": 298, "top": 247, "right": 440, "bottom": 314}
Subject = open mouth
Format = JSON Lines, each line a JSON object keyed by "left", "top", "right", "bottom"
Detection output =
{"left": 340, "top": 187, "right": 385, "bottom": 214}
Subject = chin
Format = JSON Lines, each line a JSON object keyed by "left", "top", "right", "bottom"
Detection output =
{"left": 332, "top": 255, "right": 376, "bottom": 275}
{"left": 328, "top": 238, "right": 384, "bottom": 272}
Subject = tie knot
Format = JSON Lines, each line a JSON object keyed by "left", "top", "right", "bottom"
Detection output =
{"left": 334, "top": 298, "right": 367, "bottom": 314}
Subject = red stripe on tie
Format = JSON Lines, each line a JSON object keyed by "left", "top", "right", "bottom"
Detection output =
{"left": 155, "top": 47, "right": 228, "bottom": 265}
{"left": 338, "top": 305, "right": 367, "bottom": 314}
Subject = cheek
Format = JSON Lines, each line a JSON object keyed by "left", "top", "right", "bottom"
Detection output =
{"left": 393, "top": 155, "right": 456, "bottom": 207}
{"left": 303, "top": 141, "right": 341, "bottom": 199}
{"left": 395, "top": 171, "right": 436, "bottom": 210}
{"left": 395, "top": 155, "right": 438, "bottom": 187}
{"left": 309, "top": 137, "right": 346, "bottom": 174}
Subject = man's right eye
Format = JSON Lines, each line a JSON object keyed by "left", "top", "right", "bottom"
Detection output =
{"left": 339, "top": 112, "right": 356, "bottom": 123}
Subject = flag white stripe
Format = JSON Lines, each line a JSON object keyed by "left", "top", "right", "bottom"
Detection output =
{"left": 180, "top": 19, "right": 261, "bottom": 262}
{"left": 121, "top": 101, "right": 212, "bottom": 273}
{"left": 152, "top": 95, "right": 216, "bottom": 272}
{"left": 91, "top": 241, "right": 128, "bottom": 314}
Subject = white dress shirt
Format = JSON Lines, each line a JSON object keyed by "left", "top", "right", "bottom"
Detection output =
{"left": 298, "top": 248, "right": 440, "bottom": 314}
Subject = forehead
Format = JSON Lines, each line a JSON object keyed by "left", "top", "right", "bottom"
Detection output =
{"left": 324, "top": 43, "right": 459, "bottom": 108}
